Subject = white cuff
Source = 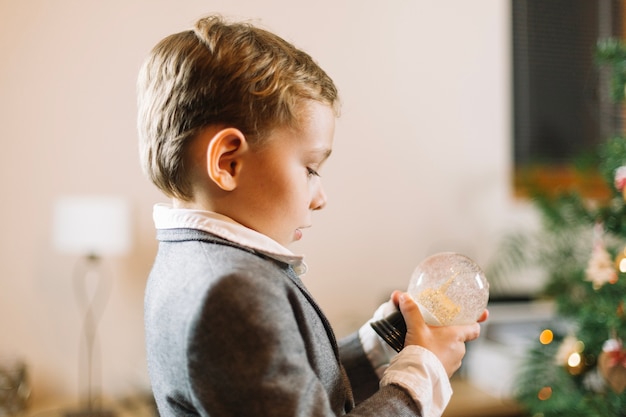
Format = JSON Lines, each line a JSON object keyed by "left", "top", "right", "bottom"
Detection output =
{"left": 358, "top": 301, "right": 399, "bottom": 378}
{"left": 380, "top": 345, "right": 452, "bottom": 417}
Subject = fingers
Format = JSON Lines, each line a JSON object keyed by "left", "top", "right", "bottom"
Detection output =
{"left": 397, "top": 293, "right": 429, "bottom": 346}
{"left": 460, "top": 322, "right": 481, "bottom": 343}
{"left": 390, "top": 290, "right": 404, "bottom": 308}
{"left": 477, "top": 309, "right": 489, "bottom": 323}
{"left": 397, "top": 292, "right": 426, "bottom": 329}
{"left": 394, "top": 291, "right": 483, "bottom": 377}
{"left": 461, "top": 309, "right": 488, "bottom": 343}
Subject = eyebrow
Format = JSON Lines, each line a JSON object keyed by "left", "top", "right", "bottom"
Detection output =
{"left": 313, "top": 148, "right": 332, "bottom": 161}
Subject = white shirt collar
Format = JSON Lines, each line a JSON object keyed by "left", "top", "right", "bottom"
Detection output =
{"left": 152, "top": 203, "right": 307, "bottom": 275}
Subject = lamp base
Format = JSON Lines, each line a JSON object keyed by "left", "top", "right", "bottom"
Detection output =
{"left": 370, "top": 310, "right": 407, "bottom": 353}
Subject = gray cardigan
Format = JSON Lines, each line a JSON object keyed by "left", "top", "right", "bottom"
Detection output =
{"left": 144, "top": 228, "right": 421, "bottom": 416}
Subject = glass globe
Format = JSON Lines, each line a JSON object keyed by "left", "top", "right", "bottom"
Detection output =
{"left": 370, "top": 252, "right": 489, "bottom": 352}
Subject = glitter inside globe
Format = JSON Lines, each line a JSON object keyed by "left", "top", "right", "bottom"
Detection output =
{"left": 409, "top": 252, "right": 489, "bottom": 326}
{"left": 370, "top": 252, "right": 489, "bottom": 352}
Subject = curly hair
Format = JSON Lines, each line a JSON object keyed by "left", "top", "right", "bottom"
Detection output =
{"left": 137, "top": 15, "right": 340, "bottom": 200}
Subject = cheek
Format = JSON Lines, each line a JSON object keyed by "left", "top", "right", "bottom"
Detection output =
{"left": 258, "top": 163, "right": 309, "bottom": 212}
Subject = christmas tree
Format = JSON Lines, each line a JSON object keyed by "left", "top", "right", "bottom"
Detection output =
{"left": 494, "top": 39, "right": 626, "bottom": 416}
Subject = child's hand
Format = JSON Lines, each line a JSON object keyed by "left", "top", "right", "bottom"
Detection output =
{"left": 391, "top": 291, "right": 486, "bottom": 377}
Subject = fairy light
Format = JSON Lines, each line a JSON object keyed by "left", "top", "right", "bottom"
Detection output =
{"left": 539, "top": 329, "right": 554, "bottom": 345}
{"left": 565, "top": 341, "right": 585, "bottom": 375}
{"left": 538, "top": 386, "right": 552, "bottom": 401}
{"left": 615, "top": 246, "right": 626, "bottom": 273}
{"left": 568, "top": 352, "right": 582, "bottom": 367}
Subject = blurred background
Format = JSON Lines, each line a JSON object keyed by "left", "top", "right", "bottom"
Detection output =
{"left": 0, "top": 0, "right": 534, "bottom": 414}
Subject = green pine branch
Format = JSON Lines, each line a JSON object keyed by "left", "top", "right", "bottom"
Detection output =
{"left": 596, "top": 38, "right": 626, "bottom": 102}
{"left": 491, "top": 38, "right": 626, "bottom": 416}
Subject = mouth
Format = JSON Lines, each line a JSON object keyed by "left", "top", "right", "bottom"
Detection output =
{"left": 294, "top": 225, "right": 311, "bottom": 241}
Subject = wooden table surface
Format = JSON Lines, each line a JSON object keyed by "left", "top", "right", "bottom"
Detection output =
{"left": 443, "top": 378, "right": 525, "bottom": 417}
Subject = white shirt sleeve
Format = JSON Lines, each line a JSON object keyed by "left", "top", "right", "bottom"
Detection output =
{"left": 380, "top": 345, "right": 452, "bottom": 417}
{"left": 358, "top": 301, "right": 399, "bottom": 378}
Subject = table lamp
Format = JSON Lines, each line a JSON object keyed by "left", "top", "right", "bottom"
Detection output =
{"left": 53, "top": 195, "right": 131, "bottom": 417}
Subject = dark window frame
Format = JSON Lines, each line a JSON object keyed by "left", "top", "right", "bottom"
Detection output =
{"left": 512, "top": 0, "right": 622, "bottom": 199}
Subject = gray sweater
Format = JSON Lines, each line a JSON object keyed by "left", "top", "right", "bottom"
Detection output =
{"left": 144, "top": 228, "right": 421, "bottom": 416}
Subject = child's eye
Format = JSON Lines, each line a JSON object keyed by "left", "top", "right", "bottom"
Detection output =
{"left": 307, "top": 167, "right": 320, "bottom": 177}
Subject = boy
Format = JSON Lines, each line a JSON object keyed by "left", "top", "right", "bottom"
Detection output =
{"left": 137, "top": 14, "right": 484, "bottom": 417}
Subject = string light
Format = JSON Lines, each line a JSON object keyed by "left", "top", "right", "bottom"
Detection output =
{"left": 538, "top": 386, "right": 552, "bottom": 401}
{"left": 566, "top": 341, "right": 585, "bottom": 375}
{"left": 539, "top": 329, "right": 553, "bottom": 345}
{"left": 616, "top": 247, "right": 626, "bottom": 273}
{"left": 568, "top": 352, "right": 582, "bottom": 368}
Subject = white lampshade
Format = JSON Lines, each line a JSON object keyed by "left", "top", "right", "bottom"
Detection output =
{"left": 53, "top": 195, "right": 131, "bottom": 256}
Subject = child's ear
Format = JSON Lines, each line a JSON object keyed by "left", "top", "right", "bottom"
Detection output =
{"left": 206, "top": 128, "right": 249, "bottom": 191}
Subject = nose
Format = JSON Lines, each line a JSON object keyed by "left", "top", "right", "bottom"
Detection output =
{"left": 310, "top": 182, "right": 327, "bottom": 211}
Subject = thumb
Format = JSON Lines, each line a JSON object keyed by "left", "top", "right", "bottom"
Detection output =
{"left": 398, "top": 292, "right": 427, "bottom": 331}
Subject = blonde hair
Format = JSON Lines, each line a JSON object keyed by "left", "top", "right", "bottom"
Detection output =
{"left": 137, "top": 15, "right": 340, "bottom": 200}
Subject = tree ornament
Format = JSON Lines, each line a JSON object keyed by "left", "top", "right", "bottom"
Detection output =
{"left": 614, "top": 165, "right": 626, "bottom": 200}
{"left": 585, "top": 224, "right": 617, "bottom": 289}
{"left": 598, "top": 338, "right": 626, "bottom": 393}
{"left": 585, "top": 244, "right": 616, "bottom": 289}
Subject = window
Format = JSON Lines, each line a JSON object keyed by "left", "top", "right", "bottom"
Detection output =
{"left": 512, "top": 0, "right": 622, "bottom": 198}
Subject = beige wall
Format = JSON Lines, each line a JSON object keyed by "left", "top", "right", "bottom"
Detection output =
{"left": 0, "top": 0, "right": 518, "bottom": 409}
